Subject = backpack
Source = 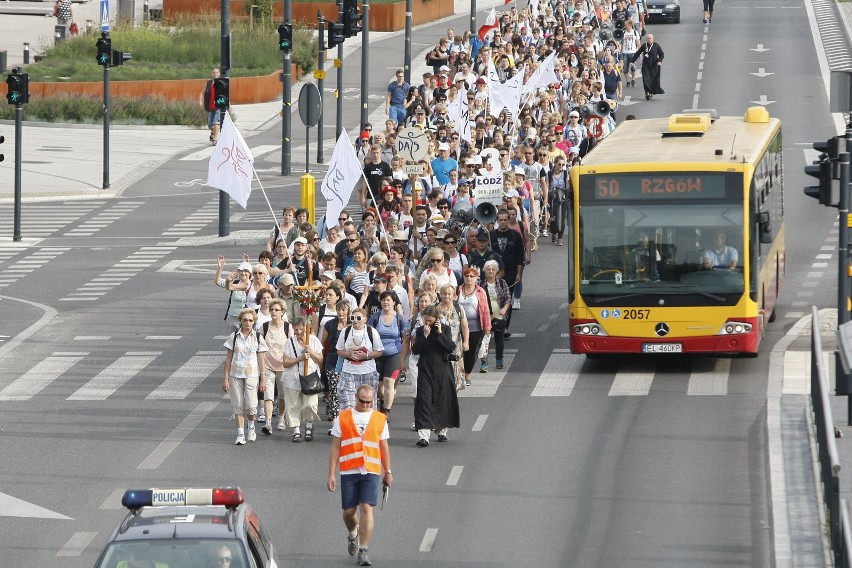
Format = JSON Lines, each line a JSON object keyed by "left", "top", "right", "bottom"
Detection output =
{"left": 343, "top": 325, "right": 377, "bottom": 351}
{"left": 261, "top": 320, "right": 290, "bottom": 337}
{"left": 548, "top": 169, "right": 569, "bottom": 203}
{"left": 231, "top": 328, "right": 262, "bottom": 350}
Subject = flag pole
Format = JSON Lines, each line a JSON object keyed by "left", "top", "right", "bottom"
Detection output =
{"left": 253, "top": 168, "right": 296, "bottom": 275}
{"left": 359, "top": 171, "right": 392, "bottom": 256}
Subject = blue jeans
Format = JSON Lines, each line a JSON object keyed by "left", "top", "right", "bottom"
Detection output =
{"left": 207, "top": 109, "right": 223, "bottom": 129}
{"left": 389, "top": 105, "right": 407, "bottom": 125}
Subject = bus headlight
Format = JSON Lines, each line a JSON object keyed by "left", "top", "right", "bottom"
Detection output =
{"left": 718, "top": 321, "right": 752, "bottom": 335}
{"left": 573, "top": 324, "right": 607, "bottom": 336}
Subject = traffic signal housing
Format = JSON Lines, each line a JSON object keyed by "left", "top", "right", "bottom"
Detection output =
{"left": 278, "top": 23, "right": 293, "bottom": 52}
{"left": 805, "top": 139, "right": 836, "bottom": 206}
{"left": 112, "top": 50, "right": 132, "bottom": 66}
{"left": 5, "top": 69, "right": 29, "bottom": 105}
{"left": 96, "top": 33, "right": 111, "bottom": 66}
{"left": 0, "top": 134, "right": 4, "bottom": 163}
{"left": 343, "top": 0, "right": 362, "bottom": 37}
{"left": 213, "top": 77, "right": 229, "bottom": 110}
{"left": 327, "top": 21, "right": 345, "bottom": 48}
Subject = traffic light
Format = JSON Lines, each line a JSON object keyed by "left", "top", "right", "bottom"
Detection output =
{"left": 96, "top": 33, "right": 111, "bottom": 66}
{"left": 805, "top": 139, "right": 836, "bottom": 206}
{"left": 5, "top": 68, "right": 28, "bottom": 105}
{"left": 111, "top": 50, "right": 132, "bottom": 66}
{"left": 343, "top": 0, "right": 362, "bottom": 37}
{"left": 0, "top": 135, "right": 4, "bottom": 163}
{"left": 278, "top": 23, "right": 293, "bottom": 52}
{"left": 213, "top": 77, "right": 229, "bottom": 110}
{"left": 327, "top": 21, "right": 345, "bottom": 48}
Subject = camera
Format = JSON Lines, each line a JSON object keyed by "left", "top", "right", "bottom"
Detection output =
{"left": 443, "top": 353, "right": 459, "bottom": 362}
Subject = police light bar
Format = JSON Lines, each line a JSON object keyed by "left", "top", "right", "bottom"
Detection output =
{"left": 122, "top": 488, "right": 244, "bottom": 510}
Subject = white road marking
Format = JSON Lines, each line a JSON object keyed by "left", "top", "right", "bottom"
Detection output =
{"left": 609, "top": 361, "right": 655, "bottom": 396}
{"left": 472, "top": 414, "right": 488, "bottom": 431}
{"left": 68, "top": 353, "right": 159, "bottom": 401}
{"left": 531, "top": 351, "right": 584, "bottom": 397}
{"left": 446, "top": 466, "right": 463, "bottom": 486}
{"left": 0, "top": 354, "right": 85, "bottom": 401}
{"left": 687, "top": 358, "right": 730, "bottom": 395}
{"left": 137, "top": 401, "right": 220, "bottom": 470}
{"left": 419, "top": 528, "right": 439, "bottom": 552}
{"left": 146, "top": 353, "right": 225, "bottom": 399}
{"left": 56, "top": 532, "right": 98, "bottom": 556}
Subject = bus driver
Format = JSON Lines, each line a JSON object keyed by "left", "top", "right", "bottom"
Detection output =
{"left": 702, "top": 230, "right": 738, "bottom": 271}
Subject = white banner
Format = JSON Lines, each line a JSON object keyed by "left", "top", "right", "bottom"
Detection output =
{"left": 207, "top": 112, "right": 254, "bottom": 208}
{"left": 522, "top": 50, "right": 558, "bottom": 96}
{"left": 447, "top": 89, "right": 472, "bottom": 144}
{"left": 321, "top": 129, "right": 363, "bottom": 227}
{"left": 475, "top": 173, "right": 504, "bottom": 206}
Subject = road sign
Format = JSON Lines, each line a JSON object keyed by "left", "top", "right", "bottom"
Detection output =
{"left": 298, "top": 83, "right": 322, "bottom": 128}
{"left": 100, "top": 0, "right": 109, "bottom": 31}
{"left": 403, "top": 163, "right": 425, "bottom": 175}
{"left": 396, "top": 127, "right": 429, "bottom": 162}
{"left": 313, "top": 70, "right": 326, "bottom": 81}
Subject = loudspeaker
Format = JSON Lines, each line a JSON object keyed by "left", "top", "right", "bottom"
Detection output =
{"left": 474, "top": 202, "right": 498, "bottom": 225}
{"left": 613, "top": 28, "right": 624, "bottom": 40}
{"left": 595, "top": 100, "right": 611, "bottom": 116}
{"left": 614, "top": 18, "right": 626, "bottom": 30}
{"left": 599, "top": 28, "right": 612, "bottom": 40}
{"left": 580, "top": 104, "right": 596, "bottom": 119}
{"left": 451, "top": 200, "right": 474, "bottom": 224}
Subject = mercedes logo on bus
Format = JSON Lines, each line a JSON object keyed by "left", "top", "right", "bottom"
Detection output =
{"left": 654, "top": 323, "right": 670, "bottom": 337}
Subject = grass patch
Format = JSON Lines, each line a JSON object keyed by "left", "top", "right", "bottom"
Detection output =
{"left": 0, "top": 93, "right": 207, "bottom": 125}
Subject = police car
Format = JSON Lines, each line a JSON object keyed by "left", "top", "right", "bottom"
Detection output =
{"left": 93, "top": 487, "right": 279, "bottom": 568}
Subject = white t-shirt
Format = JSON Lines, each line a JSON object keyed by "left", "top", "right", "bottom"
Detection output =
{"left": 281, "top": 335, "right": 323, "bottom": 390}
{"left": 331, "top": 409, "right": 390, "bottom": 475}
{"left": 336, "top": 325, "right": 384, "bottom": 375}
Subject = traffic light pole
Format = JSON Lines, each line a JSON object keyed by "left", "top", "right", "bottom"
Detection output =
{"left": 840, "top": 150, "right": 850, "bottom": 327}
{"left": 281, "top": 0, "right": 292, "bottom": 176}
{"left": 13, "top": 103, "right": 22, "bottom": 242}
{"left": 360, "top": 0, "right": 369, "bottom": 130}
{"left": 219, "top": 0, "right": 231, "bottom": 237}
{"left": 103, "top": 41, "right": 110, "bottom": 190}
{"left": 317, "top": 12, "right": 325, "bottom": 164}
{"left": 470, "top": 0, "right": 476, "bottom": 34}
{"left": 336, "top": 0, "right": 343, "bottom": 139}
{"left": 404, "top": 0, "right": 412, "bottom": 85}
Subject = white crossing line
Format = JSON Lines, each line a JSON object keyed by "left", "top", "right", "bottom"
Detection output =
{"left": 68, "top": 353, "right": 159, "bottom": 401}
{"left": 458, "top": 353, "right": 516, "bottom": 398}
{"left": 0, "top": 354, "right": 86, "bottom": 401}
{"left": 531, "top": 351, "right": 584, "bottom": 396}
{"left": 471, "top": 414, "right": 488, "bottom": 431}
{"left": 137, "top": 401, "right": 220, "bottom": 469}
{"left": 687, "top": 358, "right": 731, "bottom": 395}
{"left": 146, "top": 354, "right": 225, "bottom": 400}
{"left": 608, "top": 360, "right": 655, "bottom": 396}
{"left": 99, "top": 489, "right": 125, "bottom": 510}
{"left": 56, "top": 532, "right": 98, "bottom": 557}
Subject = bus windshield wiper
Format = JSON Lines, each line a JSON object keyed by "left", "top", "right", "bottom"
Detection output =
{"left": 672, "top": 285, "right": 727, "bottom": 303}
{"left": 590, "top": 293, "right": 643, "bottom": 304}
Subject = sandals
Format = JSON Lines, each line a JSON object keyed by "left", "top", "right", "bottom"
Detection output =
{"left": 292, "top": 432, "right": 302, "bottom": 443}
{"left": 304, "top": 428, "right": 314, "bottom": 442}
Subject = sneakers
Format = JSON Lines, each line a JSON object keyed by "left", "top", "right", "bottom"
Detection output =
{"left": 703, "top": 17, "right": 709, "bottom": 23}
{"left": 512, "top": 298, "right": 521, "bottom": 310}
{"left": 257, "top": 412, "right": 265, "bottom": 423}
{"left": 261, "top": 424, "right": 271, "bottom": 435}
{"left": 304, "top": 427, "right": 314, "bottom": 442}
{"left": 410, "top": 422, "right": 417, "bottom": 431}
{"left": 234, "top": 434, "right": 246, "bottom": 445}
{"left": 496, "top": 359, "right": 504, "bottom": 369}
{"left": 277, "top": 420, "right": 286, "bottom": 431}
{"left": 247, "top": 429, "right": 257, "bottom": 442}
{"left": 347, "top": 533, "right": 359, "bottom": 557}
{"left": 272, "top": 406, "right": 279, "bottom": 417}
{"left": 541, "top": 229, "right": 549, "bottom": 237}
{"left": 480, "top": 361, "right": 488, "bottom": 373}
{"left": 465, "top": 378, "right": 472, "bottom": 386}
{"left": 416, "top": 438, "right": 429, "bottom": 447}
{"left": 557, "top": 239, "right": 564, "bottom": 246}
{"left": 357, "top": 548, "right": 372, "bottom": 566}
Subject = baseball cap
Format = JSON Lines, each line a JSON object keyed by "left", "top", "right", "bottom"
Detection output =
{"left": 554, "top": 125, "right": 564, "bottom": 133}
{"left": 454, "top": 72, "right": 465, "bottom": 82}
{"left": 458, "top": 177, "right": 469, "bottom": 185}
{"left": 514, "top": 165, "right": 526, "bottom": 176}
{"left": 237, "top": 262, "right": 253, "bottom": 272}
{"left": 292, "top": 236, "right": 308, "bottom": 245}
{"left": 438, "top": 142, "right": 450, "bottom": 151}
{"left": 569, "top": 110, "right": 580, "bottom": 118}
{"left": 320, "top": 270, "right": 337, "bottom": 280}
{"left": 475, "top": 77, "right": 486, "bottom": 85}
{"left": 276, "top": 273, "right": 295, "bottom": 286}
{"left": 373, "top": 274, "right": 388, "bottom": 283}
{"left": 475, "top": 229, "right": 490, "bottom": 242}
{"left": 360, "top": 130, "right": 370, "bottom": 139}
{"left": 439, "top": 65, "right": 451, "bottom": 72}
{"left": 392, "top": 230, "right": 408, "bottom": 241}
{"left": 430, "top": 214, "right": 447, "bottom": 223}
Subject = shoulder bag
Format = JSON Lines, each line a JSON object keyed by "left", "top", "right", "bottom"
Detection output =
{"left": 292, "top": 338, "right": 324, "bottom": 395}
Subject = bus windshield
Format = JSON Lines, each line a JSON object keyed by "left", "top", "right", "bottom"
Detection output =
{"left": 578, "top": 202, "right": 744, "bottom": 306}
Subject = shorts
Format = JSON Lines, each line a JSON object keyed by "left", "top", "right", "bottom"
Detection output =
{"left": 340, "top": 472, "right": 381, "bottom": 510}
{"left": 263, "top": 370, "right": 279, "bottom": 401}
{"left": 376, "top": 352, "right": 402, "bottom": 379}
{"left": 229, "top": 375, "right": 259, "bottom": 416}
{"left": 207, "top": 109, "right": 223, "bottom": 129}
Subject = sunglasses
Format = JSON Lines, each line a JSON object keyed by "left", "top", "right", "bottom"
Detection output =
{"left": 444, "top": 240, "right": 457, "bottom": 245}
{"left": 252, "top": 271, "right": 264, "bottom": 275}
{"left": 350, "top": 315, "right": 364, "bottom": 322}
{"left": 346, "top": 238, "right": 358, "bottom": 243}
{"left": 241, "top": 318, "right": 255, "bottom": 323}
{"left": 357, "top": 398, "right": 374, "bottom": 404}
{"left": 270, "top": 307, "right": 283, "bottom": 312}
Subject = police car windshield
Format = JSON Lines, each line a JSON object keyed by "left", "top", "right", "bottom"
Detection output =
{"left": 96, "top": 540, "right": 247, "bottom": 568}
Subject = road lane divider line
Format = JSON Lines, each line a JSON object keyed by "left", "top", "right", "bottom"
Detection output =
{"left": 472, "top": 415, "right": 488, "bottom": 431}
{"left": 419, "top": 528, "right": 438, "bottom": 552}
{"left": 137, "top": 401, "right": 219, "bottom": 470}
{"left": 56, "top": 531, "right": 98, "bottom": 557}
{"left": 446, "top": 466, "right": 463, "bottom": 486}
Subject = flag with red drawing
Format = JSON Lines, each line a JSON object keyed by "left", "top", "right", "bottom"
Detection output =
{"left": 207, "top": 112, "right": 255, "bottom": 208}
{"left": 477, "top": 8, "right": 498, "bottom": 41}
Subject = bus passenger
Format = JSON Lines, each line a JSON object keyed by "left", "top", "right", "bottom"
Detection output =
{"left": 702, "top": 230, "right": 738, "bottom": 271}
{"left": 631, "top": 233, "right": 660, "bottom": 280}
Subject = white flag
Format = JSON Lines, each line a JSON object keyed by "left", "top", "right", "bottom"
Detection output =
{"left": 207, "top": 112, "right": 254, "bottom": 208}
{"left": 490, "top": 70, "right": 523, "bottom": 116}
{"left": 447, "top": 89, "right": 472, "bottom": 144}
{"left": 321, "top": 129, "right": 363, "bottom": 227}
{"left": 484, "top": 7, "right": 496, "bottom": 26}
{"left": 522, "top": 50, "right": 558, "bottom": 96}
{"left": 529, "top": 0, "right": 539, "bottom": 19}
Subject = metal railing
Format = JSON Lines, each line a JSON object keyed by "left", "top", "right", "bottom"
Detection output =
{"left": 811, "top": 306, "right": 843, "bottom": 565}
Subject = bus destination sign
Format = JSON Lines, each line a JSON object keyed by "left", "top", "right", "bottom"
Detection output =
{"left": 587, "top": 173, "right": 729, "bottom": 201}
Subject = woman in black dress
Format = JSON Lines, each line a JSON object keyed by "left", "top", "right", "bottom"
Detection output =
{"left": 412, "top": 305, "right": 460, "bottom": 447}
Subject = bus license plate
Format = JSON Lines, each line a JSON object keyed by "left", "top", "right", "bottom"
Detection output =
{"left": 643, "top": 343, "right": 682, "bottom": 353}
{"left": 648, "top": 8, "right": 663, "bottom": 13}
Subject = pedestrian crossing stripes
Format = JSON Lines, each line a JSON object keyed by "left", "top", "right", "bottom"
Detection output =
{"left": 0, "top": 202, "right": 104, "bottom": 240}
{"left": 58, "top": 246, "right": 176, "bottom": 302}
{"left": 161, "top": 199, "right": 218, "bottom": 238}
{"left": 531, "top": 350, "right": 583, "bottom": 396}
{"left": 609, "top": 360, "right": 656, "bottom": 396}
{"left": 61, "top": 201, "right": 144, "bottom": 237}
{"left": 67, "top": 352, "right": 160, "bottom": 401}
{"left": 146, "top": 352, "right": 225, "bottom": 400}
{"left": 0, "top": 353, "right": 86, "bottom": 401}
{"left": 458, "top": 351, "right": 517, "bottom": 398}
{"left": 0, "top": 247, "right": 69, "bottom": 288}
{"left": 687, "top": 358, "right": 731, "bottom": 395}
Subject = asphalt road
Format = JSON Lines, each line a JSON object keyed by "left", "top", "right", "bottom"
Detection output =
{"left": 0, "top": 0, "right": 846, "bottom": 566}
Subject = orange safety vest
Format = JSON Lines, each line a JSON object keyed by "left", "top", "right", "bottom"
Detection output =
{"left": 338, "top": 409, "right": 387, "bottom": 474}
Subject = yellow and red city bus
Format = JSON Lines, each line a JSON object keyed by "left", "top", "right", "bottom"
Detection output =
{"left": 567, "top": 107, "right": 784, "bottom": 355}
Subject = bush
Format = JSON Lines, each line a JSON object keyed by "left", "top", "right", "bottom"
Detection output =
{"left": 291, "top": 27, "right": 317, "bottom": 74}
{"left": 0, "top": 94, "right": 207, "bottom": 126}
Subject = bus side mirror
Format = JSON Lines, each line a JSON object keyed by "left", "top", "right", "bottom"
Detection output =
{"left": 758, "top": 211, "right": 772, "bottom": 244}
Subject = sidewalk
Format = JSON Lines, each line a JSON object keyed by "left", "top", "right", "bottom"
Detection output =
{"left": 0, "top": 0, "right": 504, "bottom": 202}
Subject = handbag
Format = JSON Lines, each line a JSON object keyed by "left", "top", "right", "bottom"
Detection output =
{"left": 69, "top": 21, "right": 79, "bottom": 34}
{"left": 491, "top": 317, "right": 506, "bottom": 332}
{"left": 291, "top": 339, "right": 324, "bottom": 394}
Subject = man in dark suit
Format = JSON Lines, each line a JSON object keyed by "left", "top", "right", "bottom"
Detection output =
{"left": 634, "top": 34, "right": 665, "bottom": 100}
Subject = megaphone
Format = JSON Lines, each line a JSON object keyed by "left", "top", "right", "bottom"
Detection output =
{"left": 451, "top": 199, "right": 474, "bottom": 224}
{"left": 474, "top": 202, "right": 498, "bottom": 225}
{"left": 599, "top": 28, "right": 612, "bottom": 41}
{"left": 614, "top": 18, "right": 626, "bottom": 30}
{"left": 595, "top": 100, "right": 611, "bottom": 116}
{"left": 613, "top": 28, "right": 624, "bottom": 40}
{"left": 580, "top": 104, "right": 596, "bottom": 119}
